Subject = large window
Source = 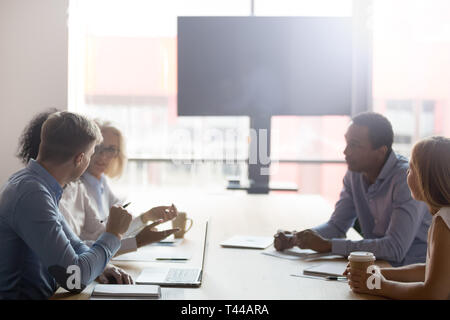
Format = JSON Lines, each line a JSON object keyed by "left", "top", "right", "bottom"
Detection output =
{"left": 69, "top": 1, "right": 450, "bottom": 206}
{"left": 68, "top": 0, "right": 353, "bottom": 205}
{"left": 68, "top": 0, "right": 252, "bottom": 195}
{"left": 372, "top": 0, "right": 450, "bottom": 157}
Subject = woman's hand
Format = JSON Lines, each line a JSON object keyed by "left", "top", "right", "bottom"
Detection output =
{"left": 142, "top": 204, "right": 178, "bottom": 223}
{"left": 343, "top": 262, "right": 351, "bottom": 276}
{"left": 346, "top": 265, "right": 385, "bottom": 296}
{"left": 135, "top": 219, "right": 180, "bottom": 248}
{"left": 97, "top": 264, "right": 134, "bottom": 284}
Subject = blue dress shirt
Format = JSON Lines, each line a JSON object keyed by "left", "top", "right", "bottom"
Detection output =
{"left": 0, "top": 160, "right": 120, "bottom": 299}
{"left": 313, "top": 151, "right": 431, "bottom": 267}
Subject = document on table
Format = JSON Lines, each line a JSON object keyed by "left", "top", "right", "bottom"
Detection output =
{"left": 261, "top": 247, "right": 338, "bottom": 260}
{"left": 220, "top": 235, "right": 273, "bottom": 249}
{"left": 303, "top": 261, "right": 348, "bottom": 278}
{"left": 112, "top": 244, "right": 191, "bottom": 262}
{"left": 151, "top": 235, "right": 184, "bottom": 246}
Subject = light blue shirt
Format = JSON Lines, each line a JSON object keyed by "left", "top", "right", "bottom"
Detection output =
{"left": 313, "top": 151, "right": 431, "bottom": 267}
{"left": 0, "top": 160, "right": 120, "bottom": 299}
{"left": 80, "top": 172, "right": 120, "bottom": 221}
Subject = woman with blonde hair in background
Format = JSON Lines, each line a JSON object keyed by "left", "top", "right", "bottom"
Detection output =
{"left": 347, "top": 136, "right": 450, "bottom": 299}
{"left": 62, "top": 120, "right": 179, "bottom": 257}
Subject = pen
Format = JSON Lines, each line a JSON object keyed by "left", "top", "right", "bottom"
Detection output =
{"left": 100, "top": 202, "right": 132, "bottom": 223}
{"left": 290, "top": 274, "right": 348, "bottom": 282}
{"left": 122, "top": 202, "right": 131, "bottom": 208}
{"left": 156, "top": 258, "right": 188, "bottom": 261}
{"left": 326, "top": 276, "right": 348, "bottom": 281}
{"left": 290, "top": 274, "right": 325, "bottom": 280}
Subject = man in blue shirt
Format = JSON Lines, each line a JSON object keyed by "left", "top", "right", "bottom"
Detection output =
{"left": 0, "top": 112, "right": 134, "bottom": 299}
{"left": 274, "top": 112, "right": 431, "bottom": 267}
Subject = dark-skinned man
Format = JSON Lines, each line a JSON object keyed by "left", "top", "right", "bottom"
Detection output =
{"left": 274, "top": 112, "right": 431, "bottom": 267}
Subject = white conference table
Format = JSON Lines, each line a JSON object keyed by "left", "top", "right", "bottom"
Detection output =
{"left": 52, "top": 188, "right": 389, "bottom": 300}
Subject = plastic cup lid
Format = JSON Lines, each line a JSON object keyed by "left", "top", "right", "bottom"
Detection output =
{"left": 348, "top": 251, "right": 376, "bottom": 262}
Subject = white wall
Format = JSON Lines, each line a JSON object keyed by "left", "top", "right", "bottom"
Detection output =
{"left": 0, "top": 0, "right": 69, "bottom": 184}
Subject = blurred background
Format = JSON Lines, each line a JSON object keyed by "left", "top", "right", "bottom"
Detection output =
{"left": 66, "top": 0, "right": 450, "bottom": 205}
{"left": 1, "top": 0, "right": 449, "bottom": 208}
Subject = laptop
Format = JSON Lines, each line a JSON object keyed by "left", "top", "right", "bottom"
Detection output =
{"left": 136, "top": 220, "right": 208, "bottom": 287}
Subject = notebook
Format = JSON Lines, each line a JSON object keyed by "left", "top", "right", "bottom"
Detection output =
{"left": 220, "top": 235, "right": 273, "bottom": 249}
{"left": 136, "top": 220, "right": 208, "bottom": 287}
{"left": 90, "top": 284, "right": 161, "bottom": 300}
{"left": 303, "top": 261, "right": 347, "bottom": 278}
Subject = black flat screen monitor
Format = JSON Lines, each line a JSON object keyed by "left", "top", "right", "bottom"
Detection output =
{"left": 177, "top": 16, "right": 352, "bottom": 117}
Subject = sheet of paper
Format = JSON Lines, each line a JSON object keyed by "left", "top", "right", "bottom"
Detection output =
{"left": 261, "top": 249, "right": 303, "bottom": 260}
{"left": 150, "top": 236, "right": 184, "bottom": 246}
{"left": 220, "top": 235, "right": 273, "bottom": 249}
{"left": 112, "top": 245, "right": 191, "bottom": 261}
{"left": 261, "top": 247, "right": 337, "bottom": 260}
{"left": 303, "top": 261, "right": 348, "bottom": 277}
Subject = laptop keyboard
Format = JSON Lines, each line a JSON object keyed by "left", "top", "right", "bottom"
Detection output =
{"left": 165, "top": 268, "right": 199, "bottom": 283}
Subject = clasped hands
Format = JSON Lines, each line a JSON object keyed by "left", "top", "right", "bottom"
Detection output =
{"left": 273, "top": 229, "right": 332, "bottom": 253}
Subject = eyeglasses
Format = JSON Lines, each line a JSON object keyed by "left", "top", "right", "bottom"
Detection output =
{"left": 94, "top": 145, "right": 120, "bottom": 158}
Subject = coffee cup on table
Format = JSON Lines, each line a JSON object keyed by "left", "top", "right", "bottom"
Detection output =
{"left": 171, "top": 212, "right": 193, "bottom": 239}
{"left": 348, "top": 251, "right": 376, "bottom": 273}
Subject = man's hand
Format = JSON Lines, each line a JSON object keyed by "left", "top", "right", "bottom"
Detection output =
{"left": 142, "top": 204, "right": 178, "bottom": 223}
{"left": 295, "top": 229, "right": 332, "bottom": 253}
{"left": 106, "top": 206, "right": 133, "bottom": 239}
{"left": 97, "top": 264, "right": 134, "bottom": 284}
{"left": 135, "top": 219, "right": 180, "bottom": 248}
{"left": 273, "top": 230, "right": 297, "bottom": 251}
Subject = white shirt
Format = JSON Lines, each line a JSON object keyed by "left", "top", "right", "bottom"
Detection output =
{"left": 80, "top": 172, "right": 120, "bottom": 221}
{"left": 425, "top": 207, "right": 450, "bottom": 299}
{"left": 435, "top": 207, "right": 450, "bottom": 230}
{"left": 59, "top": 180, "right": 144, "bottom": 255}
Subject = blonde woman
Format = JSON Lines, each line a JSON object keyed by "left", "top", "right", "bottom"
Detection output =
{"left": 59, "top": 121, "right": 179, "bottom": 256}
{"left": 346, "top": 136, "right": 450, "bottom": 299}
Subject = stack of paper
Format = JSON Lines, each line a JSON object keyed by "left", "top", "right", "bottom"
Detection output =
{"left": 90, "top": 284, "right": 161, "bottom": 300}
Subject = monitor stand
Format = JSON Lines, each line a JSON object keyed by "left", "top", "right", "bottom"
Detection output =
{"left": 227, "top": 114, "right": 298, "bottom": 194}
{"left": 227, "top": 180, "right": 298, "bottom": 193}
